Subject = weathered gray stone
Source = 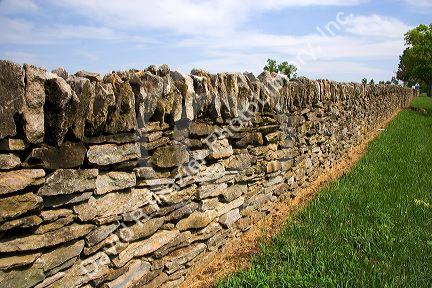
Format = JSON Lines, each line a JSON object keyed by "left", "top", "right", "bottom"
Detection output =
{"left": 0, "top": 192, "right": 42, "bottom": 222}
{"left": 176, "top": 210, "right": 218, "bottom": 231}
{"left": 170, "top": 71, "right": 195, "bottom": 120}
{"left": 22, "top": 65, "right": 50, "bottom": 143}
{"left": 85, "top": 222, "right": 120, "bottom": 246}
{"left": 118, "top": 217, "right": 164, "bottom": 242}
{"left": 37, "top": 169, "right": 98, "bottom": 196}
{"left": 201, "top": 198, "right": 223, "bottom": 211}
{"left": 75, "top": 70, "right": 102, "bottom": 82}
{"left": 0, "top": 61, "right": 24, "bottom": 139}
{"left": 103, "top": 260, "right": 151, "bottom": 288}
{"left": 198, "top": 183, "right": 227, "bottom": 199}
{"left": 165, "top": 202, "right": 199, "bottom": 222}
{"left": 44, "top": 76, "right": 80, "bottom": 146}
{"left": 86, "top": 82, "right": 116, "bottom": 135}
{"left": 150, "top": 145, "right": 189, "bottom": 168}
{"left": 158, "top": 185, "right": 196, "bottom": 205}
{"left": 74, "top": 189, "right": 152, "bottom": 222}
{"left": 194, "top": 163, "right": 226, "bottom": 183}
{"left": 154, "top": 231, "right": 191, "bottom": 258}
{"left": 222, "top": 154, "right": 254, "bottom": 170}
{"left": 34, "top": 273, "right": 65, "bottom": 288}
{"left": 25, "top": 142, "right": 87, "bottom": 169}
{"left": 0, "top": 169, "right": 45, "bottom": 195}
{"left": 34, "top": 215, "right": 75, "bottom": 234}
{"left": 0, "top": 264, "right": 45, "bottom": 288}
{"left": 43, "top": 192, "right": 93, "bottom": 208}
{"left": 160, "top": 277, "right": 185, "bottom": 288}
{"left": 217, "top": 196, "right": 244, "bottom": 216}
{"left": 139, "top": 271, "right": 168, "bottom": 288}
{"left": 207, "top": 138, "right": 233, "bottom": 159}
{"left": 87, "top": 143, "right": 140, "bottom": 166}
{"left": 52, "top": 67, "right": 68, "bottom": 79}
{"left": 164, "top": 243, "right": 206, "bottom": 274}
{"left": 39, "top": 209, "right": 73, "bottom": 222}
{"left": 0, "top": 215, "right": 42, "bottom": 231}
{"left": 67, "top": 76, "right": 94, "bottom": 140}
{"left": 219, "top": 209, "right": 241, "bottom": 228}
{"left": 221, "top": 184, "right": 247, "bottom": 202}
{"left": 0, "top": 224, "right": 94, "bottom": 252}
{"left": 113, "top": 230, "right": 179, "bottom": 267}
{"left": 0, "top": 153, "right": 21, "bottom": 170}
{"left": 235, "top": 132, "right": 263, "bottom": 148}
{"left": 36, "top": 240, "right": 85, "bottom": 274}
{"left": 189, "top": 222, "right": 222, "bottom": 243}
{"left": 83, "top": 234, "right": 123, "bottom": 256}
{"left": 103, "top": 73, "right": 137, "bottom": 134}
{"left": 134, "top": 167, "right": 170, "bottom": 180}
{"left": 188, "top": 122, "right": 216, "bottom": 136}
{"left": 0, "top": 252, "right": 41, "bottom": 270}
{"left": 49, "top": 252, "right": 111, "bottom": 288}
{"left": 96, "top": 171, "right": 136, "bottom": 195}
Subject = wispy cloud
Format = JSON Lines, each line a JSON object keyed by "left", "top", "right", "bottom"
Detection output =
{"left": 345, "top": 14, "right": 412, "bottom": 38}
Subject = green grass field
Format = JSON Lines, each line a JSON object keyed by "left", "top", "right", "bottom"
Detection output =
{"left": 218, "top": 96, "right": 432, "bottom": 288}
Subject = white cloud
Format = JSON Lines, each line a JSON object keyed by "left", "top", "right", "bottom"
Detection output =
{"left": 401, "top": 0, "right": 432, "bottom": 9}
{"left": 344, "top": 15, "right": 412, "bottom": 38}
{"left": 0, "top": 16, "right": 156, "bottom": 45}
{"left": 0, "top": 0, "right": 39, "bottom": 14}
{"left": 49, "top": 0, "right": 364, "bottom": 35}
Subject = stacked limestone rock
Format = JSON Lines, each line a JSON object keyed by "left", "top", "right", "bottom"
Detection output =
{"left": 0, "top": 60, "right": 415, "bottom": 288}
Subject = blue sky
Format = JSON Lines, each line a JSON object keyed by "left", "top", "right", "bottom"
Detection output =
{"left": 0, "top": 0, "right": 430, "bottom": 82}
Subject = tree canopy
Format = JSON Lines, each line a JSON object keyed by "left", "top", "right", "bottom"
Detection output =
{"left": 264, "top": 59, "right": 297, "bottom": 79}
{"left": 397, "top": 23, "right": 432, "bottom": 96}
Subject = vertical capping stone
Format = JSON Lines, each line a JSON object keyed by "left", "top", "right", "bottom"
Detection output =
{"left": 0, "top": 60, "right": 24, "bottom": 139}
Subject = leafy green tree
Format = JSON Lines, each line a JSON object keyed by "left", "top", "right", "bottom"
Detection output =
{"left": 278, "top": 61, "right": 298, "bottom": 79}
{"left": 362, "top": 78, "right": 368, "bottom": 84}
{"left": 391, "top": 76, "right": 399, "bottom": 85}
{"left": 370, "top": 79, "right": 375, "bottom": 85}
{"left": 264, "top": 59, "right": 278, "bottom": 73}
{"left": 379, "top": 81, "right": 385, "bottom": 85}
{"left": 397, "top": 23, "right": 432, "bottom": 96}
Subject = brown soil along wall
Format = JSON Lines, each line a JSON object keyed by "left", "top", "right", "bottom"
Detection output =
{"left": 0, "top": 60, "right": 416, "bottom": 288}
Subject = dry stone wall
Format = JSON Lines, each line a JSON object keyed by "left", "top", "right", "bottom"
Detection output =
{"left": 0, "top": 60, "right": 415, "bottom": 288}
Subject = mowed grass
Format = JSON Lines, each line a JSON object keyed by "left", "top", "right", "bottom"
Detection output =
{"left": 218, "top": 96, "right": 432, "bottom": 288}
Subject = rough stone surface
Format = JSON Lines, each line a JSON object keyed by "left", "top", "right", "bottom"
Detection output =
{"left": 25, "top": 142, "right": 87, "bottom": 169}
{"left": 114, "top": 230, "right": 179, "bottom": 267}
{"left": 0, "top": 192, "right": 43, "bottom": 222}
{"left": 0, "top": 60, "right": 24, "bottom": 139}
{"left": 119, "top": 217, "right": 164, "bottom": 242}
{"left": 85, "top": 222, "right": 120, "bottom": 246}
{"left": 74, "top": 189, "right": 152, "bottom": 221}
{"left": 0, "top": 215, "right": 43, "bottom": 231}
{"left": 37, "top": 169, "right": 98, "bottom": 196}
{"left": 96, "top": 171, "right": 136, "bottom": 195}
{"left": 150, "top": 145, "right": 189, "bottom": 168}
{"left": 0, "top": 169, "right": 45, "bottom": 195}
{"left": 0, "top": 153, "right": 21, "bottom": 170}
{"left": 0, "top": 224, "right": 94, "bottom": 252}
{"left": 87, "top": 143, "right": 140, "bottom": 166}
{"left": 176, "top": 210, "right": 218, "bottom": 231}
{"left": 36, "top": 240, "right": 85, "bottom": 273}
{"left": 219, "top": 209, "right": 241, "bottom": 228}
{"left": 0, "top": 252, "right": 41, "bottom": 270}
